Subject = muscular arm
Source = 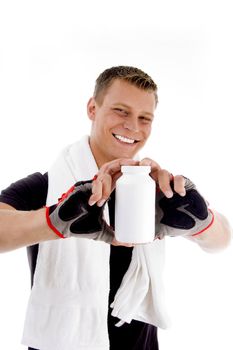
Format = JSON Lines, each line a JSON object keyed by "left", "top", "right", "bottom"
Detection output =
{"left": 0, "top": 172, "right": 58, "bottom": 253}
{"left": 0, "top": 203, "right": 58, "bottom": 253}
{"left": 0, "top": 171, "right": 115, "bottom": 252}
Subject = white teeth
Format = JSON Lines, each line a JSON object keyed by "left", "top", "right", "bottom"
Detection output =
{"left": 114, "top": 134, "right": 136, "bottom": 144}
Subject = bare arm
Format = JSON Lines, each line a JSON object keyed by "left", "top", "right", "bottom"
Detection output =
{"left": 0, "top": 203, "right": 59, "bottom": 253}
{"left": 187, "top": 210, "right": 232, "bottom": 253}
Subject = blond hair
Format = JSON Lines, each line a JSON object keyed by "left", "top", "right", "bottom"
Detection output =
{"left": 93, "top": 66, "right": 158, "bottom": 105}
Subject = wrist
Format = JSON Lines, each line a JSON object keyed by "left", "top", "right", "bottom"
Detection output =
{"left": 188, "top": 210, "right": 232, "bottom": 252}
{"left": 36, "top": 208, "right": 61, "bottom": 241}
{"left": 45, "top": 206, "right": 65, "bottom": 239}
{"left": 191, "top": 209, "right": 215, "bottom": 237}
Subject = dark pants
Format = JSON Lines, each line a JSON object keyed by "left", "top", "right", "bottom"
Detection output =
{"left": 28, "top": 324, "right": 159, "bottom": 350}
{"left": 108, "top": 320, "right": 159, "bottom": 350}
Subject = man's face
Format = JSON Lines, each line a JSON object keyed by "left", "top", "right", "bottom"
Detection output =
{"left": 87, "top": 79, "right": 156, "bottom": 167}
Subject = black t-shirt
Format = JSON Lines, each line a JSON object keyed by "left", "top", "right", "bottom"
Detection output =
{"left": 0, "top": 172, "right": 158, "bottom": 350}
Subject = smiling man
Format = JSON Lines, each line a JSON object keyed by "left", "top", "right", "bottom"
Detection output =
{"left": 0, "top": 66, "right": 231, "bottom": 350}
{"left": 87, "top": 76, "right": 156, "bottom": 166}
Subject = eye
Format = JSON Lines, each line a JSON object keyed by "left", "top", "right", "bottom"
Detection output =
{"left": 139, "top": 116, "right": 152, "bottom": 123}
{"left": 113, "top": 108, "right": 128, "bottom": 116}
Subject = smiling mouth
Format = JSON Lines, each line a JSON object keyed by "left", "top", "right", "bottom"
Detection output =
{"left": 112, "top": 133, "right": 140, "bottom": 144}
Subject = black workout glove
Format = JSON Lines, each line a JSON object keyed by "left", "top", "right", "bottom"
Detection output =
{"left": 46, "top": 180, "right": 115, "bottom": 243}
{"left": 155, "top": 177, "right": 214, "bottom": 239}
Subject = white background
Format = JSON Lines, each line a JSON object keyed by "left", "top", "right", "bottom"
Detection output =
{"left": 0, "top": 0, "right": 233, "bottom": 349}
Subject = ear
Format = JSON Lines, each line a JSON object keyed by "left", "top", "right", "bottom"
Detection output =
{"left": 87, "top": 97, "right": 96, "bottom": 121}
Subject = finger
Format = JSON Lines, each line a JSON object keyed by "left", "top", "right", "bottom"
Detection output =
{"left": 173, "top": 175, "right": 186, "bottom": 196}
{"left": 98, "top": 158, "right": 138, "bottom": 178}
{"left": 157, "top": 169, "right": 174, "bottom": 198}
{"left": 139, "top": 158, "right": 161, "bottom": 181}
{"left": 97, "top": 174, "right": 112, "bottom": 206}
{"left": 88, "top": 177, "right": 103, "bottom": 205}
{"left": 89, "top": 174, "right": 113, "bottom": 206}
{"left": 139, "top": 157, "right": 161, "bottom": 169}
{"left": 111, "top": 238, "right": 134, "bottom": 247}
{"left": 111, "top": 170, "right": 122, "bottom": 189}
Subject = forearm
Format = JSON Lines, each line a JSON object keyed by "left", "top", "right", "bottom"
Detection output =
{"left": 0, "top": 208, "right": 59, "bottom": 253}
{"left": 186, "top": 210, "right": 232, "bottom": 253}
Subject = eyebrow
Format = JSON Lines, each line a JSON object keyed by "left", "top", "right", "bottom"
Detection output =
{"left": 112, "top": 103, "right": 154, "bottom": 118}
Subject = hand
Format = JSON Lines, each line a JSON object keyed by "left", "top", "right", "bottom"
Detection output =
{"left": 155, "top": 177, "right": 213, "bottom": 239}
{"left": 46, "top": 180, "right": 115, "bottom": 243}
{"left": 88, "top": 158, "right": 140, "bottom": 247}
{"left": 88, "top": 158, "right": 139, "bottom": 207}
{"left": 138, "top": 158, "right": 213, "bottom": 239}
{"left": 139, "top": 158, "right": 186, "bottom": 198}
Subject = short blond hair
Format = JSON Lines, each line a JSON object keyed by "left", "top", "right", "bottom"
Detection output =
{"left": 93, "top": 66, "right": 158, "bottom": 105}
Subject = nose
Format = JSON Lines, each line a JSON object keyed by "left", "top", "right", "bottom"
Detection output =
{"left": 123, "top": 116, "right": 139, "bottom": 132}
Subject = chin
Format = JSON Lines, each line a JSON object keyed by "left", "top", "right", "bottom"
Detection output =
{"left": 109, "top": 141, "right": 143, "bottom": 160}
{"left": 115, "top": 150, "right": 137, "bottom": 160}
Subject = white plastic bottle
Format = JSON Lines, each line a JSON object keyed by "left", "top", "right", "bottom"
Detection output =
{"left": 115, "top": 165, "right": 156, "bottom": 244}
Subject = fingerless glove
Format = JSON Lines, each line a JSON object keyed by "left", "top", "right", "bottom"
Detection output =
{"left": 46, "top": 180, "right": 115, "bottom": 243}
{"left": 155, "top": 177, "right": 214, "bottom": 239}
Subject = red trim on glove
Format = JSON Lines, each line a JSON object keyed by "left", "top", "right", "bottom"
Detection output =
{"left": 45, "top": 206, "right": 65, "bottom": 239}
{"left": 58, "top": 185, "right": 75, "bottom": 204}
{"left": 191, "top": 209, "right": 215, "bottom": 237}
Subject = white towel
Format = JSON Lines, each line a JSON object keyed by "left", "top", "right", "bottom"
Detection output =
{"left": 111, "top": 239, "right": 170, "bottom": 329}
{"left": 22, "top": 135, "right": 170, "bottom": 350}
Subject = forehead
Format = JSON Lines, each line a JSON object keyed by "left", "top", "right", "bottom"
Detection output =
{"left": 101, "top": 79, "right": 156, "bottom": 111}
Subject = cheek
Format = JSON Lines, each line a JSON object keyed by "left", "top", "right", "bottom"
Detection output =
{"left": 107, "top": 115, "right": 122, "bottom": 130}
{"left": 142, "top": 124, "right": 152, "bottom": 137}
{"left": 95, "top": 116, "right": 108, "bottom": 131}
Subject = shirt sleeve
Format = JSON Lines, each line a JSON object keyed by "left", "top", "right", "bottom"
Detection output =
{"left": 0, "top": 172, "right": 48, "bottom": 211}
